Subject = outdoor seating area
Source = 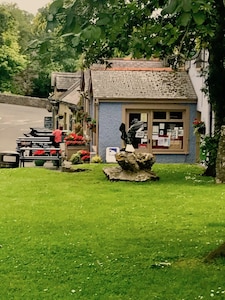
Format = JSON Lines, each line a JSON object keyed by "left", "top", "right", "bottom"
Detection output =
{"left": 14, "top": 127, "right": 92, "bottom": 169}
{"left": 19, "top": 146, "right": 62, "bottom": 167}
{"left": 15, "top": 127, "right": 62, "bottom": 168}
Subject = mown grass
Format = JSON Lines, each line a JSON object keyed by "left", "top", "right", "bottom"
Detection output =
{"left": 0, "top": 163, "right": 225, "bottom": 300}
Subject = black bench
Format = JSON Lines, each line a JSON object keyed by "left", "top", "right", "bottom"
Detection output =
{"left": 19, "top": 147, "right": 62, "bottom": 168}
{"left": 16, "top": 136, "right": 53, "bottom": 153}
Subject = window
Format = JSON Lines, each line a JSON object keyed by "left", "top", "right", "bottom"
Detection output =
{"left": 125, "top": 106, "right": 188, "bottom": 154}
{"left": 152, "top": 111, "right": 184, "bottom": 151}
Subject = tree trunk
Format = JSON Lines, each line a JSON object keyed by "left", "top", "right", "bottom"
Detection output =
{"left": 216, "top": 125, "right": 225, "bottom": 183}
{"left": 204, "top": 242, "right": 225, "bottom": 262}
{"left": 205, "top": 1, "right": 225, "bottom": 177}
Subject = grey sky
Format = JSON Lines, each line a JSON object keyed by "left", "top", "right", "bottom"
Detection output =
{"left": 0, "top": 0, "right": 51, "bottom": 14}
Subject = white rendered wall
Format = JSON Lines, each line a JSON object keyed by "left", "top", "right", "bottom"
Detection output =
{"left": 187, "top": 50, "right": 213, "bottom": 135}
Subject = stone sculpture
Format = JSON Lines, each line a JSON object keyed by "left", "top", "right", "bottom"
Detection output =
{"left": 103, "top": 123, "right": 159, "bottom": 182}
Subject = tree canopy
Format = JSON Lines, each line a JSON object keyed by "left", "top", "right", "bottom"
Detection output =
{"left": 0, "top": 2, "right": 81, "bottom": 96}
{"left": 0, "top": 5, "right": 27, "bottom": 92}
{"left": 45, "top": 0, "right": 219, "bottom": 66}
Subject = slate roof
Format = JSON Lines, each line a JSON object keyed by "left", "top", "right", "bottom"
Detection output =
{"left": 91, "top": 70, "right": 197, "bottom": 100}
{"left": 50, "top": 71, "right": 82, "bottom": 106}
{"left": 91, "top": 58, "right": 164, "bottom": 70}
{"left": 51, "top": 72, "right": 81, "bottom": 90}
{"left": 58, "top": 81, "right": 81, "bottom": 105}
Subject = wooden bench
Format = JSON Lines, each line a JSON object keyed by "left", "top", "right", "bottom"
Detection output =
{"left": 16, "top": 136, "right": 53, "bottom": 153}
{"left": 19, "top": 147, "right": 62, "bottom": 168}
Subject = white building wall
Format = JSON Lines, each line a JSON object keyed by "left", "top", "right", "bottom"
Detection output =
{"left": 187, "top": 50, "right": 213, "bottom": 135}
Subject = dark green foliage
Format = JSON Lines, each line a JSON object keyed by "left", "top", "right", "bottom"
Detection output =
{"left": 0, "top": 5, "right": 27, "bottom": 92}
{"left": 206, "top": 1, "right": 225, "bottom": 131}
{"left": 200, "top": 134, "right": 220, "bottom": 177}
{"left": 31, "top": 71, "right": 52, "bottom": 98}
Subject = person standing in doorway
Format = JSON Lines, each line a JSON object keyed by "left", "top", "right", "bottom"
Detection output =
{"left": 52, "top": 126, "right": 63, "bottom": 147}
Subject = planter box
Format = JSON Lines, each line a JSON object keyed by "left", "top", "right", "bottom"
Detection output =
{"left": 65, "top": 145, "right": 89, "bottom": 160}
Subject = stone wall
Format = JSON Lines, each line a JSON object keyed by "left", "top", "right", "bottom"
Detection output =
{"left": 0, "top": 93, "right": 50, "bottom": 109}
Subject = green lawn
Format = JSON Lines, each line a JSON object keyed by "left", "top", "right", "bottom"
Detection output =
{"left": 0, "top": 163, "right": 225, "bottom": 300}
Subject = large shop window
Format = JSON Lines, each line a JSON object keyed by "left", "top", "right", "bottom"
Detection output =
{"left": 152, "top": 111, "right": 184, "bottom": 151}
{"left": 127, "top": 109, "right": 187, "bottom": 153}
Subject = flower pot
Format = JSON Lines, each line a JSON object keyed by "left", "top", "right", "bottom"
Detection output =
{"left": 34, "top": 159, "right": 45, "bottom": 166}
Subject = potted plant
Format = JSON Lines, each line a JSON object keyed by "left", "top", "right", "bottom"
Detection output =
{"left": 83, "top": 113, "right": 96, "bottom": 132}
{"left": 87, "top": 119, "right": 96, "bottom": 132}
{"left": 91, "top": 155, "right": 103, "bottom": 163}
{"left": 33, "top": 149, "right": 46, "bottom": 166}
{"left": 64, "top": 132, "right": 87, "bottom": 146}
{"left": 69, "top": 150, "right": 90, "bottom": 165}
{"left": 193, "top": 119, "right": 206, "bottom": 135}
{"left": 64, "top": 132, "right": 89, "bottom": 160}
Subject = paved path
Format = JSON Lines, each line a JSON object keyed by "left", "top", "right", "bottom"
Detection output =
{"left": 0, "top": 103, "right": 51, "bottom": 152}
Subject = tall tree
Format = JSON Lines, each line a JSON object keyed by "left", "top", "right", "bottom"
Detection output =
{"left": 25, "top": 4, "right": 81, "bottom": 97}
{"left": 0, "top": 6, "right": 27, "bottom": 93}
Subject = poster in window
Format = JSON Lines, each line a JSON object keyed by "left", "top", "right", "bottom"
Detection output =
{"left": 135, "top": 131, "right": 145, "bottom": 138}
{"left": 158, "top": 137, "right": 170, "bottom": 147}
{"left": 153, "top": 125, "right": 159, "bottom": 134}
{"left": 178, "top": 128, "right": 184, "bottom": 136}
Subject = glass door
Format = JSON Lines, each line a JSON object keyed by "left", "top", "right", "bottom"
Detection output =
{"left": 126, "top": 111, "right": 151, "bottom": 152}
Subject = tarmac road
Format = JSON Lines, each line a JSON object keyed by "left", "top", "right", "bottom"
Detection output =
{"left": 0, "top": 103, "right": 51, "bottom": 152}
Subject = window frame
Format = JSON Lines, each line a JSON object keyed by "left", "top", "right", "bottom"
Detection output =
{"left": 122, "top": 104, "right": 189, "bottom": 154}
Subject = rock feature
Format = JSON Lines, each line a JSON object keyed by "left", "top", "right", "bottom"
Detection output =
{"left": 103, "top": 151, "right": 159, "bottom": 182}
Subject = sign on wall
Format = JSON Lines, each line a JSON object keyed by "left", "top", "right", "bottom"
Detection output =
{"left": 44, "top": 116, "right": 53, "bottom": 129}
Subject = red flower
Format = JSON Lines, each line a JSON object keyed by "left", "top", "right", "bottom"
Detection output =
{"left": 80, "top": 150, "right": 89, "bottom": 156}
{"left": 64, "top": 133, "right": 86, "bottom": 145}
{"left": 81, "top": 155, "right": 90, "bottom": 161}
{"left": 33, "top": 150, "right": 45, "bottom": 156}
{"left": 50, "top": 149, "right": 62, "bottom": 156}
{"left": 193, "top": 119, "right": 204, "bottom": 127}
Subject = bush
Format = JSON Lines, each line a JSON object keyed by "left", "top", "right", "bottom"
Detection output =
{"left": 91, "top": 155, "right": 102, "bottom": 163}
{"left": 70, "top": 150, "right": 90, "bottom": 164}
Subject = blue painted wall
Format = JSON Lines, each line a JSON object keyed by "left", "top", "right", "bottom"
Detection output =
{"left": 98, "top": 102, "right": 197, "bottom": 163}
{"left": 99, "top": 103, "right": 122, "bottom": 160}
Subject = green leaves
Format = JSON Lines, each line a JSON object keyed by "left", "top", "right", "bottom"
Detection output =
{"left": 82, "top": 25, "right": 102, "bottom": 41}
{"left": 162, "top": 0, "right": 179, "bottom": 15}
{"left": 49, "top": 0, "right": 64, "bottom": 15}
{"left": 162, "top": 0, "right": 207, "bottom": 26}
{"left": 182, "top": 0, "right": 192, "bottom": 12}
{"left": 96, "top": 16, "right": 110, "bottom": 26}
{"left": 178, "top": 12, "right": 191, "bottom": 26}
{"left": 193, "top": 11, "right": 206, "bottom": 25}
